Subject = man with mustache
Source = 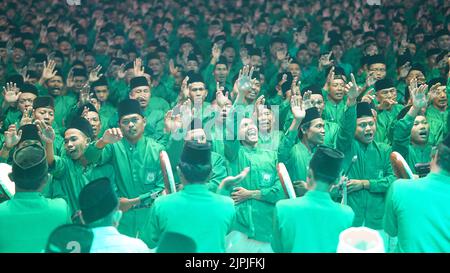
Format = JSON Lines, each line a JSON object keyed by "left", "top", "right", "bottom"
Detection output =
{"left": 372, "top": 78, "right": 403, "bottom": 145}
{"left": 426, "top": 78, "right": 448, "bottom": 146}
{"left": 322, "top": 70, "right": 347, "bottom": 124}
{"left": 108, "top": 76, "right": 166, "bottom": 145}
{"left": 336, "top": 74, "right": 396, "bottom": 251}
{"left": 95, "top": 99, "right": 165, "bottom": 238}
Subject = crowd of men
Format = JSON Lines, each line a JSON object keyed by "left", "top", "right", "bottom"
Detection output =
{"left": 0, "top": 0, "right": 449, "bottom": 253}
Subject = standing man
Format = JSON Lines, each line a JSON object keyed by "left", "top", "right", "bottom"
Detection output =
{"left": 384, "top": 134, "right": 450, "bottom": 252}
{"left": 336, "top": 75, "right": 396, "bottom": 247}
{"left": 0, "top": 144, "right": 71, "bottom": 252}
{"left": 272, "top": 146, "right": 354, "bottom": 253}
{"left": 141, "top": 141, "right": 235, "bottom": 252}
{"left": 95, "top": 99, "right": 165, "bottom": 238}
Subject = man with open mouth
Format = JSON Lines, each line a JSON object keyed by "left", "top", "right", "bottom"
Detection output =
{"left": 335, "top": 74, "right": 396, "bottom": 252}
{"left": 425, "top": 77, "right": 448, "bottom": 146}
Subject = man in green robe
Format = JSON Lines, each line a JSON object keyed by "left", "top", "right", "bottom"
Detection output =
{"left": 0, "top": 144, "right": 71, "bottom": 253}
{"left": 384, "top": 134, "right": 450, "bottom": 252}
{"left": 336, "top": 79, "right": 395, "bottom": 245}
{"left": 141, "top": 140, "right": 235, "bottom": 252}
{"left": 95, "top": 99, "right": 165, "bottom": 238}
{"left": 272, "top": 146, "right": 354, "bottom": 253}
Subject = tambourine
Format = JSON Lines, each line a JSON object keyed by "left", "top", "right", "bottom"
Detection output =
{"left": 159, "top": 151, "right": 177, "bottom": 194}
{"left": 276, "top": 163, "right": 297, "bottom": 199}
{"left": 390, "top": 152, "right": 414, "bottom": 179}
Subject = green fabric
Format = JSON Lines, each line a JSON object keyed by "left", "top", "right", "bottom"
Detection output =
{"left": 375, "top": 104, "right": 403, "bottom": 145}
{"left": 49, "top": 154, "right": 115, "bottom": 214}
{"left": 98, "top": 102, "right": 116, "bottom": 136}
{"left": 0, "top": 192, "right": 71, "bottom": 253}
{"left": 141, "top": 184, "right": 235, "bottom": 252}
{"left": 272, "top": 190, "right": 354, "bottom": 253}
{"left": 54, "top": 93, "right": 78, "bottom": 131}
{"left": 151, "top": 75, "right": 178, "bottom": 105}
{"left": 336, "top": 105, "right": 396, "bottom": 230}
{"left": 426, "top": 106, "right": 448, "bottom": 146}
{"left": 98, "top": 136, "right": 165, "bottom": 237}
{"left": 322, "top": 96, "right": 346, "bottom": 124}
{"left": 278, "top": 130, "right": 314, "bottom": 182}
{"left": 166, "top": 134, "right": 228, "bottom": 193}
{"left": 2, "top": 108, "right": 21, "bottom": 131}
{"left": 258, "top": 130, "right": 283, "bottom": 152}
{"left": 109, "top": 79, "right": 129, "bottom": 106}
{"left": 224, "top": 116, "right": 285, "bottom": 242}
{"left": 384, "top": 172, "right": 450, "bottom": 253}
{"left": 392, "top": 113, "right": 433, "bottom": 173}
{"left": 108, "top": 106, "right": 166, "bottom": 145}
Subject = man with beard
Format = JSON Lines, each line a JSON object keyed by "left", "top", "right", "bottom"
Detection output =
{"left": 392, "top": 81, "right": 432, "bottom": 174}
{"left": 108, "top": 76, "right": 166, "bottom": 145}
{"left": 95, "top": 99, "right": 165, "bottom": 238}
{"left": 223, "top": 68, "right": 284, "bottom": 253}
{"left": 40, "top": 116, "right": 117, "bottom": 215}
{"left": 384, "top": 134, "right": 450, "bottom": 253}
{"left": 37, "top": 60, "right": 78, "bottom": 132}
{"left": 426, "top": 78, "right": 448, "bottom": 146}
{"left": 336, "top": 75, "right": 396, "bottom": 251}
{"left": 373, "top": 78, "right": 403, "bottom": 145}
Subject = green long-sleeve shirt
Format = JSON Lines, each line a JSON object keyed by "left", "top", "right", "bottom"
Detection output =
{"left": 375, "top": 104, "right": 403, "bottom": 145}
{"left": 384, "top": 172, "right": 450, "bottom": 253}
{"left": 392, "top": 113, "right": 432, "bottom": 173}
{"left": 426, "top": 106, "right": 448, "bottom": 146}
{"left": 141, "top": 184, "right": 235, "bottom": 252}
{"left": 336, "top": 105, "right": 396, "bottom": 230}
{"left": 272, "top": 190, "right": 354, "bottom": 253}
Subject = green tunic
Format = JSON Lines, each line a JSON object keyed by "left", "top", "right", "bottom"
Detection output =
{"left": 278, "top": 130, "right": 315, "bottom": 182}
{"left": 98, "top": 136, "right": 165, "bottom": 237}
{"left": 426, "top": 106, "right": 448, "bottom": 146}
{"left": 272, "top": 190, "right": 354, "bottom": 253}
{"left": 141, "top": 184, "right": 235, "bottom": 252}
{"left": 322, "top": 97, "right": 346, "bottom": 124}
{"left": 2, "top": 108, "right": 22, "bottom": 131}
{"left": 49, "top": 154, "right": 115, "bottom": 214}
{"left": 224, "top": 136, "right": 285, "bottom": 242}
{"left": 258, "top": 130, "right": 283, "bottom": 152}
{"left": 384, "top": 172, "right": 450, "bottom": 253}
{"left": 392, "top": 114, "right": 433, "bottom": 173}
{"left": 336, "top": 105, "right": 396, "bottom": 230}
{"left": 0, "top": 192, "right": 71, "bottom": 253}
{"left": 374, "top": 104, "right": 403, "bottom": 145}
{"left": 54, "top": 93, "right": 78, "bottom": 131}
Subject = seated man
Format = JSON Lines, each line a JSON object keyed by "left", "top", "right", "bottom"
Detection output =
{"left": 79, "top": 177, "right": 149, "bottom": 253}
{"left": 0, "top": 144, "right": 71, "bottom": 252}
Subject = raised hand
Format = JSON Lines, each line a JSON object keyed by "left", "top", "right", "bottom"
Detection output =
{"left": 117, "top": 63, "right": 126, "bottom": 80}
{"left": 66, "top": 69, "right": 75, "bottom": 89}
{"left": 319, "top": 52, "right": 333, "bottom": 70}
{"left": 344, "top": 73, "right": 361, "bottom": 104}
{"left": 410, "top": 78, "right": 428, "bottom": 109}
{"left": 133, "top": 58, "right": 145, "bottom": 77}
{"left": 89, "top": 65, "right": 103, "bottom": 82}
{"left": 302, "top": 90, "right": 314, "bottom": 110}
{"left": 323, "top": 66, "right": 335, "bottom": 91}
{"left": 4, "top": 125, "right": 22, "bottom": 149}
{"left": 237, "top": 65, "right": 254, "bottom": 94}
{"left": 3, "top": 82, "right": 21, "bottom": 104}
{"left": 20, "top": 107, "right": 33, "bottom": 126}
{"left": 361, "top": 90, "right": 375, "bottom": 104}
{"left": 79, "top": 83, "right": 91, "bottom": 105}
{"left": 365, "top": 72, "right": 377, "bottom": 87}
{"left": 41, "top": 60, "right": 57, "bottom": 81}
{"left": 398, "top": 61, "right": 411, "bottom": 79}
{"left": 211, "top": 43, "right": 221, "bottom": 63}
{"left": 254, "top": 95, "right": 266, "bottom": 117}
{"left": 290, "top": 88, "right": 306, "bottom": 121}
{"left": 101, "top": 128, "right": 123, "bottom": 144}
{"left": 168, "top": 59, "right": 179, "bottom": 77}
{"left": 164, "top": 110, "right": 183, "bottom": 134}
{"left": 215, "top": 83, "right": 230, "bottom": 107}
{"left": 35, "top": 119, "right": 55, "bottom": 144}
{"left": 179, "top": 76, "right": 190, "bottom": 101}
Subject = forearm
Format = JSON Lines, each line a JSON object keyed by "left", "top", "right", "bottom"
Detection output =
{"left": 46, "top": 142, "right": 55, "bottom": 167}
{"left": 368, "top": 175, "right": 396, "bottom": 193}
{"left": 336, "top": 105, "right": 356, "bottom": 152}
